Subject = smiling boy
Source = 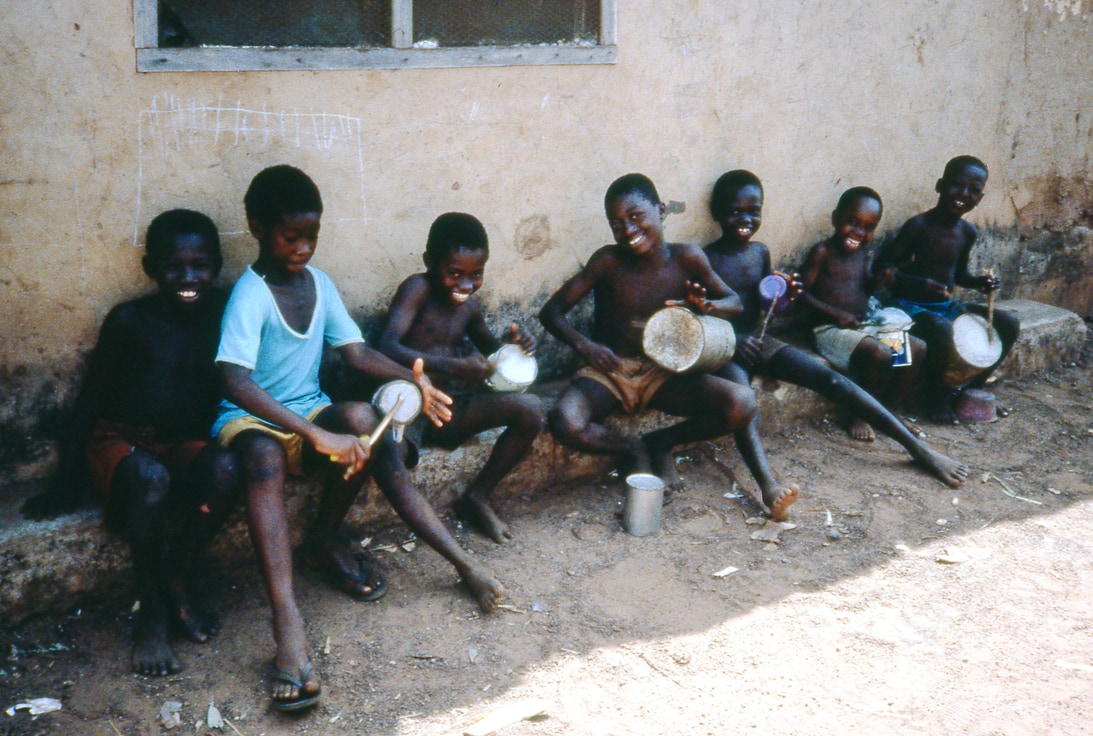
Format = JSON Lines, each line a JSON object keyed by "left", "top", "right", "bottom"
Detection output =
{"left": 539, "top": 173, "right": 756, "bottom": 492}
{"left": 874, "top": 156, "right": 1019, "bottom": 421}
{"left": 798, "top": 187, "right": 927, "bottom": 428}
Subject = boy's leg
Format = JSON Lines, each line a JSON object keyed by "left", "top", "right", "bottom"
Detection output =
{"left": 112, "top": 449, "right": 178, "bottom": 676}
{"left": 548, "top": 378, "right": 647, "bottom": 470}
{"left": 433, "top": 393, "right": 545, "bottom": 543}
{"left": 764, "top": 346, "right": 968, "bottom": 487}
{"left": 716, "top": 361, "right": 798, "bottom": 520}
{"left": 964, "top": 304, "right": 1020, "bottom": 389}
{"left": 166, "top": 445, "right": 242, "bottom": 642}
{"left": 301, "top": 402, "right": 386, "bottom": 600}
{"left": 643, "top": 372, "right": 757, "bottom": 490}
{"left": 232, "top": 431, "right": 319, "bottom": 705}
{"left": 846, "top": 337, "right": 897, "bottom": 441}
{"left": 370, "top": 434, "right": 504, "bottom": 612}
{"left": 909, "top": 313, "right": 959, "bottom": 422}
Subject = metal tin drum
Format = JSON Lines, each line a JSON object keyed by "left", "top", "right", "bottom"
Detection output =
{"left": 485, "top": 344, "right": 538, "bottom": 392}
{"left": 371, "top": 380, "right": 423, "bottom": 442}
{"left": 623, "top": 473, "right": 665, "bottom": 536}
{"left": 943, "top": 313, "right": 1002, "bottom": 387}
{"left": 642, "top": 306, "right": 736, "bottom": 373}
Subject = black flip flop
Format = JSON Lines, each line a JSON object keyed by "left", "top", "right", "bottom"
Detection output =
{"left": 271, "top": 662, "right": 321, "bottom": 712}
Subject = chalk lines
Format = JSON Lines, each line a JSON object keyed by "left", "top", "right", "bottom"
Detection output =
{"left": 134, "top": 94, "right": 367, "bottom": 246}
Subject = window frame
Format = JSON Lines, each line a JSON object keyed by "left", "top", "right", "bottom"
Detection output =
{"left": 135, "top": 0, "right": 617, "bottom": 72}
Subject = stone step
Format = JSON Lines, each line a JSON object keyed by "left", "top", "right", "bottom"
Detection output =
{"left": 0, "top": 299, "right": 1084, "bottom": 623}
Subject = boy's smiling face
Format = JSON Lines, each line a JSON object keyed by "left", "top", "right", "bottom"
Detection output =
{"left": 831, "top": 196, "right": 882, "bottom": 254}
{"left": 606, "top": 192, "right": 666, "bottom": 257}
{"left": 146, "top": 232, "right": 221, "bottom": 309}
{"left": 429, "top": 246, "right": 487, "bottom": 306}
{"left": 936, "top": 163, "right": 987, "bottom": 217}
{"left": 716, "top": 183, "right": 763, "bottom": 243}
{"left": 254, "top": 211, "right": 321, "bottom": 276}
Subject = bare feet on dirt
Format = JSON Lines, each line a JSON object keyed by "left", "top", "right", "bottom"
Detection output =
{"left": 455, "top": 493, "right": 514, "bottom": 544}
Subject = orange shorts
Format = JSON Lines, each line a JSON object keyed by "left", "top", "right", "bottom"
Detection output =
{"left": 574, "top": 357, "right": 671, "bottom": 414}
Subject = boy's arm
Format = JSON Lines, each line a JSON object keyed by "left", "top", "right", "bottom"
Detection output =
{"left": 797, "top": 244, "right": 859, "bottom": 328}
{"left": 953, "top": 224, "right": 998, "bottom": 293}
{"left": 378, "top": 277, "right": 492, "bottom": 383}
{"left": 22, "top": 310, "right": 125, "bottom": 519}
{"left": 219, "top": 362, "right": 372, "bottom": 475}
{"left": 875, "top": 222, "right": 951, "bottom": 299}
{"left": 538, "top": 250, "right": 622, "bottom": 373}
{"left": 338, "top": 343, "right": 454, "bottom": 426}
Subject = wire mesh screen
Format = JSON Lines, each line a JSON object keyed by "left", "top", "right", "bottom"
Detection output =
{"left": 414, "top": 0, "right": 599, "bottom": 47}
{"left": 159, "top": 0, "right": 599, "bottom": 48}
{"left": 161, "top": 0, "right": 390, "bottom": 48}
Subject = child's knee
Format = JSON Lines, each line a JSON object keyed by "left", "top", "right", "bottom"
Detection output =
{"left": 342, "top": 401, "right": 378, "bottom": 436}
{"left": 547, "top": 404, "right": 585, "bottom": 441}
{"left": 513, "top": 394, "right": 547, "bottom": 434}
{"left": 206, "top": 447, "right": 242, "bottom": 491}
{"left": 722, "top": 382, "right": 757, "bottom": 427}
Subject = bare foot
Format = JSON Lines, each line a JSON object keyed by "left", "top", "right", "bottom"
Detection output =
{"left": 913, "top": 444, "right": 970, "bottom": 488}
{"left": 644, "top": 438, "right": 683, "bottom": 494}
{"left": 455, "top": 493, "right": 514, "bottom": 544}
{"left": 848, "top": 418, "right": 875, "bottom": 442}
{"left": 132, "top": 607, "right": 181, "bottom": 676}
{"left": 168, "top": 581, "right": 220, "bottom": 643}
{"left": 763, "top": 483, "right": 800, "bottom": 522}
{"left": 461, "top": 564, "right": 505, "bottom": 613}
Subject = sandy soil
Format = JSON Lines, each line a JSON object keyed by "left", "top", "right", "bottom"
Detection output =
{"left": 3, "top": 336, "right": 1092, "bottom": 736}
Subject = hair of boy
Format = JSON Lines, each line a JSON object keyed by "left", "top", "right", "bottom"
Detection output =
{"left": 710, "top": 169, "right": 763, "bottom": 220}
{"left": 243, "top": 165, "right": 323, "bottom": 230}
{"left": 604, "top": 173, "right": 661, "bottom": 211}
{"left": 942, "top": 155, "right": 988, "bottom": 181}
{"left": 145, "top": 208, "right": 222, "bottom": 264}
{"left": 424, "top": 212, "right": 489, "bottom": 263}
{"left": 836, "top": 186, "right": 883, "bottom": 216}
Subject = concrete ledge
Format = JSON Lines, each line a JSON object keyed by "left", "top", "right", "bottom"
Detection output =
{"left": 0, "top": 299, "right": 1084, "bottom": 622}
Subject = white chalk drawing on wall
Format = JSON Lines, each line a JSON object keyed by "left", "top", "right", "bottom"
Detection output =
{"left": 134, "top": 95, "right": 367, "bottom": 246}
{"left": 1022, "top": 0, "right": 1083, "bottom": 17}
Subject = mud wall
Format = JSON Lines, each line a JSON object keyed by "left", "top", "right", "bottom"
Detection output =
{"left": 2, "top": 1, "right": 1092, "bottom": 483}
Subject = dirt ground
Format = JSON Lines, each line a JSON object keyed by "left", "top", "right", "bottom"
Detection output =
{"left": 3, "top": 335, "right": 1093, "bottom": 736}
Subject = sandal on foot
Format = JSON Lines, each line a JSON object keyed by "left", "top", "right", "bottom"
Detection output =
{"left": 271, "top": 663, "right": 321, "bottom": 712}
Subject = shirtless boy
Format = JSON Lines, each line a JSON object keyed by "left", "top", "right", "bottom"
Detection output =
{"left": 874, "top": 156, "right": 1019, "bottom": 421}
{"left": 539, "top": 173, "right": 756, "bottom": 493}
{"left": 379, "top": 212, "right": 545, "bottom": 543}
{"left": 705, "top": 171, "right": 968, "bottom": 502}
{"left": 22, "top": 209, "right": 241, "bottom": 676}
{"left": 799, "top": 187, "right": 928, "bottom": 427}
{"left": 215, "top": 166, "right": 501, "bottom": 711}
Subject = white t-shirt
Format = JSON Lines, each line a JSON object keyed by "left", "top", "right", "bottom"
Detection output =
{"left": 212, "top": 265, "right": 363, "bottom": 436}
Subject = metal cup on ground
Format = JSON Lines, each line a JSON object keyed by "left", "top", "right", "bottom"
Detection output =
{"left": 623, "top": 473, "right": 665, "bottom": 536}
{"left": 371, "top": 380, "right": 423, "bottom": 442}
{"left": 642, "top": 306, "right": 736, "bottom": 373}
{"left": 485, "top": 344, "right": 538, "bottom": 392}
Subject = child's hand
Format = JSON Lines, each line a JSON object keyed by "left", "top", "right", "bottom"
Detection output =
{"left": 414, "top": 358, "right": 454, "bottom": 427}
{"left": 835, "top": 311, "right": 860, "bottom": 329}
{"left": 665, "top": 280, "right": 713, "bottom": 314}
{"left": 978, "top": 273, "right": 1001, "bottom": 294}
{"left": 579, "top": 339, "right": 622, "bottom": 374}
{"left": 736, "top": 335, "right": 764, "bottom": 368}
{"left": 451, "top": 354, "right": 494, "bottom": 383}
{"left": 318, "top": 429, "right": 371, "bottom": 478}
{"left": 504, "top": 323, "right": 537, "bottom": 355}
{"left": 874, "top": 267, "right": 895, "bottom": 290}
{"left": 924, "top": 278, "right": 952, "bottom": 299}
{"left": 773, "top": 271, "right": 804, "bottom": 302}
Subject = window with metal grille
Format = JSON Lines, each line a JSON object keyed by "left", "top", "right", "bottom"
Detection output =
{"left": 136, "top": 0, "right": 616, "bottom": 72}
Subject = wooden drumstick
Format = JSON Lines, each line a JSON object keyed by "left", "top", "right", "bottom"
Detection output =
{"left": 986, "top": 268, "right": 996, "bottom": 343}
{"left": 332, "top": 394, "right": 405, "bottom": 478}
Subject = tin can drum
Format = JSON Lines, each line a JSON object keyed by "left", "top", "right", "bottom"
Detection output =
{"left": 484, "top": 344, "right": 538, "bottom": 393}
{"left": 372, "top": 380, "right": 423, "bottom": 442}
{"left": 942, "top": 313, "right": 1003, "bottom": 387}
{"left": 642, "top": 306, "right": 736, "bottom": 373}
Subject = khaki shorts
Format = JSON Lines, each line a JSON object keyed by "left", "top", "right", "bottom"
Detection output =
{"left": 216, "top": 404, "right": 329, "bottom": 476}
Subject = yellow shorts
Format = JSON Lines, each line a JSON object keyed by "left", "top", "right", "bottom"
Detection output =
{"left": 216, "top": 404, "right": 329, "bottom": 476}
